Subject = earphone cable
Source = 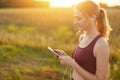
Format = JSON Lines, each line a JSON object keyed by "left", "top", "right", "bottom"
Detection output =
{"left": 62, "top": 67, "right": 72, "bottom": 80}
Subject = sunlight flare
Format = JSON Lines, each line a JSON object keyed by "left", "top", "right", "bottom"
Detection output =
{"left": 35, "top": 0, "right": 120, "bottom": 7}
{"left": 49, "top": 0, "right": 84, "bottom": 7}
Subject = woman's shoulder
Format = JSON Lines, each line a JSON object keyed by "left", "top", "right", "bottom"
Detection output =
{"left": 96, "top": 37, "right": 109, "bottom": 48}
{"left": 94, "top": 37, "right": 109, "bottom": 57}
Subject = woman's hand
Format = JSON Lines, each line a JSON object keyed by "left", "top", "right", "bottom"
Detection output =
{"left": 59, "top": 55, "right": 75, "bottom": 67}
{"left": 53, "top": 49, "right": 67, "bottom": 59}
{"left": 54, "top": 49, "right": 75, "bottom": 67}
{"left": 54, "top": 49, "right": 67, "bottom": 56}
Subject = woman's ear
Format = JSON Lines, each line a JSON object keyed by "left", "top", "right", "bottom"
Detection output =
{"left": 90, "top": 14, "right": 96, "bottom": 21}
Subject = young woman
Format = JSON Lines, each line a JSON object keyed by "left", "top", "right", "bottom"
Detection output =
{"left": 54, "top": 1, "right": 112, "bottom": 80}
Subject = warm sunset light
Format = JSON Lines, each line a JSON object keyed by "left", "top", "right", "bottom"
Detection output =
{"left": 35, "top": 0, "right": 120, "bottom": 7}
{"left": 49, "top": 0, "right": 83, "bottom": 8}
{"left": 35, "top": 0, "right": 83, "bottom": 7}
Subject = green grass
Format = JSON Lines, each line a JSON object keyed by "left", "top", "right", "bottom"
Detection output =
{"left": 0, "top": 8, "right": 120, "bottom": 80}
{"left": 0, "top": 44, "right": 69, "bottom": 80}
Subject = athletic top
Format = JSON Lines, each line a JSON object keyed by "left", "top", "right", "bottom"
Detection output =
{"left": 72, "top": 34, "right": 103, "bottom": 74}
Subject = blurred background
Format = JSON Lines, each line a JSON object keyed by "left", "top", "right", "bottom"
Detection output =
{"left": 0, "top": 0, "right": 120, "bottom": 80}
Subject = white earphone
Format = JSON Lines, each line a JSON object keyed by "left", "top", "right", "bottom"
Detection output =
{"left": 91, "top": 18, "right": 94, "bottom": 21}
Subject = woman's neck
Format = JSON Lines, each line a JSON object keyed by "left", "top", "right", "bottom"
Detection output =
{"left": 85, "top": 24, "right": 99, "bottom": 39}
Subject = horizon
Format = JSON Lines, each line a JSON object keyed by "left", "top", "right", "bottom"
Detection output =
{"left": 36, "top": 0, "right": 120, "bottom": 8}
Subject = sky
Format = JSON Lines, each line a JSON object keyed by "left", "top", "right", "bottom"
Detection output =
{"left": 93, "top": 0, "right": 120, "bottom": 6}
{"left": 36, "top": 0, "right": 120, "bottom": 7}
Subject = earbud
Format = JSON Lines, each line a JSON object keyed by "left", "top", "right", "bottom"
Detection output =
{"left": 91, "top": 18, "right": 94, "bottom": 21}
{"left": 89, "top": 18, "right": 93, "bottom": 23}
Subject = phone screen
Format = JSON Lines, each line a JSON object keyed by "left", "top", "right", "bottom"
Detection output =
{"left": 48, "top": 47, "right": 54, "bottom": 53}
{"left": 48, "top": 47, "right": 60, "bottom": 56}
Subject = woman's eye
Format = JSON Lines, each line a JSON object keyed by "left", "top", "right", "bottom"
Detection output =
{"left": 78, "top": 18, "right": 81, "bottom": 20}
{"left": 76, "top": 16, "right": 81, "bottom": 20}
{"left": 74, "top": 16, "right": 81, "bottom": 21}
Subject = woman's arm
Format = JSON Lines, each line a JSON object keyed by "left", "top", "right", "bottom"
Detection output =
{"left": 94, "top": 37, "right": 109, "bottom": 80}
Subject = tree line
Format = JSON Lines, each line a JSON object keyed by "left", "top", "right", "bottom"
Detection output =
{"left": 0, "top": 0, "right": 49, "bottom": 8}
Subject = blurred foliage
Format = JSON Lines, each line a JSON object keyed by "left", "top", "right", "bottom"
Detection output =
{"left": 0, "top": 0, "right": 49, "bottom": 8}
{"left": 53, "top": 26, "right": 72, "bottom": 43}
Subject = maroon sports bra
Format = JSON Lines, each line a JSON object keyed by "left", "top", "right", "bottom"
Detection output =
{"left": 72, "top": 34, "right": 103, "bottom": 74}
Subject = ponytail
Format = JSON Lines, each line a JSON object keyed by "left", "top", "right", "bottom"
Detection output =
{"left": 96, "top": 8, "right": 112, "bottom": 40}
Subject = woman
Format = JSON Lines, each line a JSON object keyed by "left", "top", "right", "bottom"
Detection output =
{"left": 54, "top": 1, "right": 112, "bottom": 80}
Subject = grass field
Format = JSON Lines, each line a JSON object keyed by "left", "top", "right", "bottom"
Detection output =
{"left": 0, "top": 8, "right": 120, "bottom": 80}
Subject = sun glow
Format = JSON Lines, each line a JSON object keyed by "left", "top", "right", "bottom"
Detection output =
{"left": 35, "top": 0, "right": 120, "bottom": 8}
{"left": 49, "top": 0, "right": 83, "bottom": 7}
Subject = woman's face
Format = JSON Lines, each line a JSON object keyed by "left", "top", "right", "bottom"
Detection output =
{"left": 74, "top": 9, "right": 90, "bottom": 32}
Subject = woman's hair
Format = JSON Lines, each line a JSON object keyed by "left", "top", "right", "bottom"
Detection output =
{"left": 75, "top": 1, "right": 112, "bottom": 40}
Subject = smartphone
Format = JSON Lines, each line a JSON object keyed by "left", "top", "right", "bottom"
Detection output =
{"left": 48, "top": 47, "right": 60, "bottom": 56}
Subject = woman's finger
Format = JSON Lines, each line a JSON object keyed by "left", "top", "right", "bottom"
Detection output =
{"left": 54, "top": 49, "right": 67, "bottom": 56}
{"left": 58, "top": 55, "right": 65, "bottom": 60}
